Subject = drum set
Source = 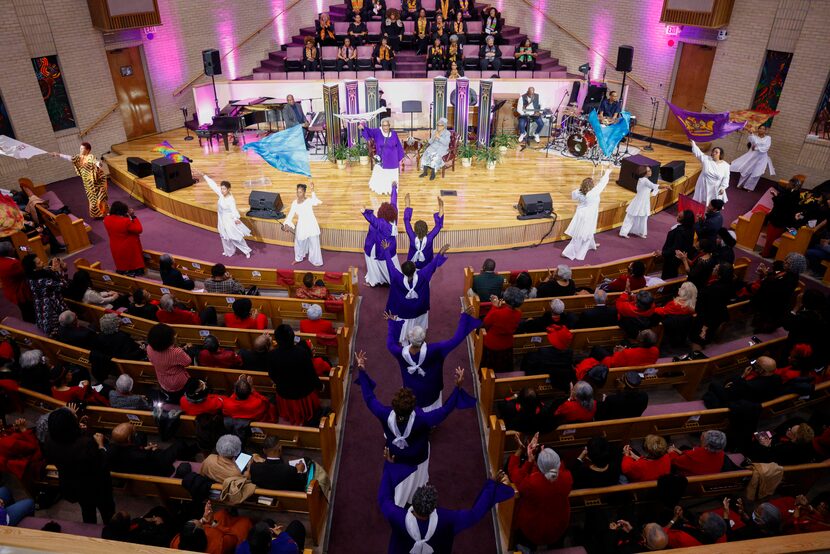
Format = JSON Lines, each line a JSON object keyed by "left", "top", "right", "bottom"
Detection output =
{"left": 542, "top": 104, "right": 637, "bottom": 164}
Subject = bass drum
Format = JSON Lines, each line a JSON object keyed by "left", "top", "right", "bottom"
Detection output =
{"left": 567, "top": 134, "right": 589, "bottom": 157}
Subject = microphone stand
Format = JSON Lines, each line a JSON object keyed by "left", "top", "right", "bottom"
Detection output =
{"left": 643, "top": 97, "right": 658, "bottom": 152}
{"left": 545, "top": 90, "right": 569, "bottom": 158}
{"left": 181, "top": 107, "right": 194, "bottom": 141}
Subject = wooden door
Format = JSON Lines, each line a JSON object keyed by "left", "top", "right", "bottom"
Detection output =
{"left": 106, "top": 46, "right": 156, "bottom": 139}
{"left": 666, "top": 43, "right": 716, "bottom": 134}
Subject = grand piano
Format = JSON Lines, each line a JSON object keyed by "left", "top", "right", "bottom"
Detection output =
{"left": 188, "top": 97, "right": 287, "bottom": 151}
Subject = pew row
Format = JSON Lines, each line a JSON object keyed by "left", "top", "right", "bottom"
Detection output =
{"left": 65, "top": 299, "right": 352, "bottom": 367}
{"left": 18, "top": 387, "right": 338, "bottom": 474}
{"left": 142, "top": 249, "right": 359, "bottom": 297}
{"left": 0, "top": 323, "right": 347, "bottom": 422}
{"left": 74, "top": 258, "right": 357, "bottom": 329}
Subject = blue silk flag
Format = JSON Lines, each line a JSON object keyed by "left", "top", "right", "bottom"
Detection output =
{"left": 242, "top": 125, "right": 311, "bottom": 177}
{"left": 588, "top": 110, "right": 631, "bottom": 156}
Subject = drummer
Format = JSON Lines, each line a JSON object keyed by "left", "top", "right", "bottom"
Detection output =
{"left": 599, "top": 90, "right": 622, "bottom": 124}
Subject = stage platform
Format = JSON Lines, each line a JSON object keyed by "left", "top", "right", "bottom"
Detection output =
{"left": 107, "top": 128, "right": 701, "bottom": 253}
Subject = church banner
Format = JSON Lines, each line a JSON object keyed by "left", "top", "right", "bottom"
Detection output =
{"left": 454, "top": 78, "right": 470, "bottom": 145}
{"left": 344, "top": 80, "right": 360, "bottom": 146}
{"left": 666, "top": 101, "right": 745, "bottom": 141}
{"left": 364, "top": 78, "right": 380, "bottom": 128}
{"left": 477, "top": 80, "right": 494, "bottom": 148}
{"left": 433, "top": 77, "right": 448, "bottom": 129}
{"left": 322, "top": 84, "right": 342, "bottom": 151}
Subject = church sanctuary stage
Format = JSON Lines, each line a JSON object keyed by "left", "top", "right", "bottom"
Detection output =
{"left": 107, "top": 127, "right": 701, "bottom": 253}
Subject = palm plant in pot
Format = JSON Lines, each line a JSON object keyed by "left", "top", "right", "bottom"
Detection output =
{"left": 331, "top": 144, "right": 349, "bottom": 169}
{"left": 457, "top": 142, "right": 476, "bottom": 167}
{"left": 492, "top": 132, "right": 518, "bottom": 153}
{"left": 474, "top": 145, "right": 500, "bottom": 170}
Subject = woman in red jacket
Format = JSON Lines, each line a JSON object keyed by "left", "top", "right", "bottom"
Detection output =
{"left": 507, "top": 437, "right": 572, "bottom": 549}
{"left": 103, "top": 201, "right": 145, "bottom": 276}
{"left": 554, "top": 381, "right": 596, "bottom": 423}
{"left": 621, "top": 435, "right": 671, "bottom": 482}
{"left": 481, "top": 286, "right": 524, "bottom": 372}
{"left": 602, "top": 329, "right": 660, "bottom": 368}
{"left": 655, "top": 282, "right": 697, "bottom": 317}
{"left": 669, "top": 430, "right": 726, "bottom": 476}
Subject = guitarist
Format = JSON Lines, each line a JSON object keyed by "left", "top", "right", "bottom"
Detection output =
{"left": 518, "top": 87, "right": 543, "bottom": 144}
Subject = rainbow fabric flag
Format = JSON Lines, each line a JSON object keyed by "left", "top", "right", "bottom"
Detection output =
{"left": 153, "top": 141, "right": 190, "bottom": 163}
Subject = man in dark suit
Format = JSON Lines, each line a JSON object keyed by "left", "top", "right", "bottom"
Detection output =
{"left": 55, "top": 310, "right": 98, "bottom": 349}
{"left": 471, "top": 258, "right": 504, "bottom": 301}
{"left": 517, "top": 87, "right": 543, "bottom": 144}
{"left": 595, "top": 371, "right": 649, "bottom": 421}
{"left": 240, "top": 334, "right": 272, "bottom": 371}
{"left": 577, "top": 290, "right": 618, "bottom": 329}
{"left": 250, "top": 437, "right": 307, "bottom": 492}
{"left": 282, "top": 95, "right": 311, "bottom": 149}
{"left": 695, "top": 199, "right": 724, "bottom": 243}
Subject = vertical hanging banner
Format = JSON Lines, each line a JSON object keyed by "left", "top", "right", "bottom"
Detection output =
{"left": 344, "top": 80, "right": 360, "bottom": 146}
{"left": 364, "top": 78, "right": 380, "bottom": 128}
{"left": 454, "top": 78, "right": 470, "bottom": 145}
{"left": 477, "top": 80, "right": 494, "bottom": 148}
{"left": 433, "top": 77, "right": 448, "bottom": 130}
{"left": 323, "top": 84, "right": 342, "bottom": 151}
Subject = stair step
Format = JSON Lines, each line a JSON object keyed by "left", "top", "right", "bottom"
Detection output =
{"left": 329, "top": 5, "right": 348, "bottom": 18}
{"left": 260, "top": 59, "right": 284, "bottom": 70}
{"left": 396, "top": 70, "right": 427, "bottom": 78}
{"left": 268, "top": 51, "right": 286, "bottom": 61}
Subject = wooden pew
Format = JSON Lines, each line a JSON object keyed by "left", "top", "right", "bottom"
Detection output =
{"left": 142, "top": 249, "right": 359, "bottom": 297}
{"left": 32, "top": 202, "right": 92, "bottom": 254}
{"left": 9, "top": 230, "right": 48, "bottom": 262}
{"left": 40, "top": 465, "right": 329, "bottom": 546}
{"left": 734, "top": 210, "right": 766, "bottom": 250}
{"left": 774, "top": 224, "right": 817, "bottom": 261}
{"left": 18, "top": 387, "right": 338, "bottom": 474}
{"left": 65, "top": 299, "right": 352, "bottom": 367}
{"left": 74, "top": 258, "right": 357, "bottom": 329}
{"left": 496, "top": 460, "right": 830, "bottom": 550}
{"left": 0, "top": 323, "right": 347, "bottom": 422}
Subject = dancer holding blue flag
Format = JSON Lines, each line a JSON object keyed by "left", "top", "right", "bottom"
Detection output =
{"left": 282, "top": 183, "right": 323, "bottom": 266}
{"left": 242, "top": 125, "right": 312, "bottom": 178}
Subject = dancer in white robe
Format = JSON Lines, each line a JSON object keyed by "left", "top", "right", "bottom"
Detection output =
{"left": 204, "top": 176, "right": 252, "bottom": 258}
{"left": 282, "top": 182, "right": 323, "bottom": 266}
{"left": 619, "top": 166, "right": 670, "bottom": 238}
{"left": 691, "top": 141, "right": 731, "bottom": 206}
{"left": 732, "top": 126, "right": 775, "bottom": 191}
{"left": 562, "top": 166, "right": 612, "bottom": 261}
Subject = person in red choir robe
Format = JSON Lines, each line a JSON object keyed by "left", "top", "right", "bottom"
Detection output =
{"left": 602, "top": 329, "right": 659, "bottom": 368}
{"left": 103, "top": 201, "right": 145, "bottom": 276}
{"left": 669, "top": 430, "right": 726, "bottom": 476}
{"left": 222, "top": 375, "right": 273, "bottom": 422}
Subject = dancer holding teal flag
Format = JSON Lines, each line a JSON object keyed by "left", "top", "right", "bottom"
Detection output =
{"left": 242, "top": 125, "right": 312, "bottom": 177}
{"left": 588, "top": 110, "right": 631, "bottom": 157}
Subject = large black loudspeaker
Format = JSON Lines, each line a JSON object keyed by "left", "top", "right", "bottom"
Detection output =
{"left": 581, "top": 83, "right": 607, "bottom": 114}
{"left": 568, "top": 81, "right": 581, "bottom": 105}
{"left": 660, "top": 160, "right": 686, "bottom": 182}
{"left": 616, "top": 45, "right": 634, "bottom": 72}
{"left": 617, "top": 154, "right": 660, "bottom": 193}
{"left": 151, "top": 158, "right": 193, "bottom": 193}
{"left": 517, "top": 193, "right": 553, "bottom": 217}
{"left": 249, "top": 191, "right": 284, "bottom": 212}
{"left": 126, "top": 156, "right": 151, "bottom": 177}
{"left": 202, "top": 49, "right": 222, "bottom": 76}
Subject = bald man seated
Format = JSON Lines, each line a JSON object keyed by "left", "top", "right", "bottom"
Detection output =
{"left": 106, "top": 422, "right": 190, "bottom": 477}
{"left": 239, "top": 333, "right": 272, "bottom": 372}
{"left": 704, "top": 355, "right": 783, "bottom": 408}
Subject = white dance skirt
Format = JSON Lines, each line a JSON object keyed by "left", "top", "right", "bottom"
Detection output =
{"left": 364, "top": 245, "right": 402, "bottom": 286}
{"left": 394, "top": 446, "right": 430, "bottom": 507}
{"left": 400, "top": 312, "right": 429, "bottom": 344}
{"left": 369, "top": 165, "right": 399, "bottom": 195}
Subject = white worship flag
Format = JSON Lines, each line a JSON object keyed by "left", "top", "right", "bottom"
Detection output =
{"left": 332, "top": 106, "right": 388, "bottom": 123}
{"left": 0, "top": 136, "right": 48, "bottom": 160}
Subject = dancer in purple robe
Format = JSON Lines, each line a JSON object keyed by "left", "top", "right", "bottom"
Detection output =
{"left": 379, "top": 462, "right": 514, "bottom": 554}
{"left": 404, "top": 193, "right": 444, "bottom": 269}
{"left": 385, "top": 307, "right": 480, "bottom": 411}
{"left": 363, "top": 184, "right": 401, "bottom": 286}
{"left": 380, "top": 238, "right": 449, "bottom": 343}
{"left": 359, "top": 118, "right": 405, "bottom": 195}
{"left": 355, "top": 350, "right": 475, "bottom": 506}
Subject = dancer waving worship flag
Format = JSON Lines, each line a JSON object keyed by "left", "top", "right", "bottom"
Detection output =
{"left": 666, "top": 101, "right": 746, "bottom": 141}
{"left": 385, "top": 307, "right": 481, "bottom": 411}
{"left": 0, "top": 136, "right": 47, "bottom": 159}
{"left": 242, "top": 125, "right": 311, "bottom": 177}
{"left": 588, "top": 110, "right": 631, "bottom": 156}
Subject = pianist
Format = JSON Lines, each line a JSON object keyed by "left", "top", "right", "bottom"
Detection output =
{"left": 282, "top": 95, "right": 311, "bottom": 149}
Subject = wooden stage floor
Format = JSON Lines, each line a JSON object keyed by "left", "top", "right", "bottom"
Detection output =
{"left": 108, "top": 129, "right": 701, "bottom": 253}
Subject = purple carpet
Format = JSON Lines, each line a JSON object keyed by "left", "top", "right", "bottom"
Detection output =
{"left": 3, "top": 175, "right": 808, "bottom": 554}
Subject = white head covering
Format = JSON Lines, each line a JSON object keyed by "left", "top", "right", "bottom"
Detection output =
{"left": 405, "top": 507, "right": 438, "bottom": 554}
{"left": 536, "top": 448, "right": 561, "bottom": 481}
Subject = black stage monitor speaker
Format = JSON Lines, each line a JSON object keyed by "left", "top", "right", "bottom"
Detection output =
{"left": 568, "top": 81, "right": 581, "bottom": 105}
{"left": 581, "top": 83, "right": 607, "bottom": 114}
{"left": 249, "top": 191, "right": 283, "bottom": 212}
{"left": 660, "top": 160, "right": 686, "bottom": 182}
{"left": 151, "top": 158, "right": 193, "bottom": 193}
{"left": 126, "top": 156, "right": 151, "bottom": 178}
{"left": 517, "top": 193, "right": 553, "bottom": 217}
{"left": 202, "top": 49, "right": 222, "bottom": 76}
{"left": 616, "top": 45, "right": 634, "bottom": 72}
{"left": 617, "top": 154, "right": 660, "bottom": 192}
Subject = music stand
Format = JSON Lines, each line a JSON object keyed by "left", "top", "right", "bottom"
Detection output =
{"left": 402, "top": 100, "right": 422, "bottom": 144}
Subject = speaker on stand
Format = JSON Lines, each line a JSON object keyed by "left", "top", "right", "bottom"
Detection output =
{"left": 615, "top": 45, "right": 633, "bottom": 108}
{"left": 202, "top": 49, "right": 222, "bottom": 116}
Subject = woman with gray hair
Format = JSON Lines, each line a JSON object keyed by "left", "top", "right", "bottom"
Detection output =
{"left": 200, "top": 434, "right": 250, "bottom": 483}
{"left": 507, "top": 435, "right": 573, "bottom": 548}
{"left": 359, "top": 118, "right": 405, "bottom": 195}
{"left": 725, "top": 498, "right": 782, "bottom": 540}
{"left": 94, "top": 313, "right": 145, "bottom": 360}
{"left": 481, "top": 286, "right": 525, "bottom": 372}
{"left": 299, "top": 303, "right": 335, "bottom": 335}
{"left": 108, "top": 374, "right": 151, "bottom": 410}
{"left": 418, "top": 118, "right": 452, "bottom": 180}
{"left": 554, "top": 381, "right": 596, "bottom": 423}
{"left": 536, "top": 264, "right": 576, "bottom": 298}
{"left": 668, "top": 430, "right": 726, "bottom": 476}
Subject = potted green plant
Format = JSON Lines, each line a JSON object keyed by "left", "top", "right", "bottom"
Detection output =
{"left": 492, "top": 132, "right": 518, "bottom": 153}
{"left": 332, "top": 144, "right": 349, "bottom": 169}
{"left": 457, "top": 142, "right": 476, "bottom": 167}
{"left": 352, "top": 142, "right": 370, "bottom": 165}
{"left": 474, "top": 145, "right": 500, "bottom": 170}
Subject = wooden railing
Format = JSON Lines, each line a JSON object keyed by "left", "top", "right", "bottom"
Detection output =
{"left": 79, "top": 103, "right": 119, "bottom": 138}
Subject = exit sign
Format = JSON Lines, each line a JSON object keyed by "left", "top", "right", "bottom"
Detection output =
{"left": 665, "top": 25, "right": 682, "bottom": 36}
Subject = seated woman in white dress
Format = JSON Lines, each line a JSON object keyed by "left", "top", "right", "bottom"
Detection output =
{"left": 691, "top": 141, "right": 730, "bottom": 207}
{"left": 562, "top": 167, "right": 612, "bottom": 261}
{"left": 418, "top": 118, "right": 452, "bottom": 181}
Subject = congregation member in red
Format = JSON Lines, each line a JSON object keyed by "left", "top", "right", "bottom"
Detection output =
{"left": 664, "top": 505, "right": 727, "bottom": 547}
{"left": 299, "top": 304, "right": 335, "bottom": 335}
{"left": 0, "top": 416, "right": 42, "bottom": 482}
{"left": 621, "top": 435, "right": 671, "bottom": 482}
{"left": 103, "top": 201, "right": 145, "bottom": 276}
{"left": 0, "top": 242, "right": 34, "bottom": 322}
{"left": 180, "top": 378, "right": 224, "bottom": 416}
{"left": 654, "top": 282, "right": 697, "bottom": 317}
{"left": 267, "top": 324, "right": 322, "bottom": 426}
{"left": 197, "top": 335, "right": 242, "bottom": 369}
{"left": 50, "top": 366, "right": 109, "bottom": 406}
{"left": 224, "top": 298, "right": 268, "bottom": 330}
{"left": 294, "top": 272, "right": 329, "bottom": 300}
{"left": 603, "top": 260, "right": 647, "bottom": 292}
{"left": 668, "top": 430, "right": 727, "bottom": 476}
{"left": 145, "top": 323, "right": 191, "bottom": 403}
{"left": 507, "top": 437, "right": 573, "bottom": 549}
{"left": 222, "top": 375, "right": 273, "bottom": 422}
{"left": 615, "top": 286, "right": 657, "bottom": 338}
{"left": 480, "top": 287, "right": 524, "bottom": 373}
{"left": 602, "top": 329, "right": 659, "bottom": 368}
{"left": 553, "top": 381, "right": 596, "bottom": 423}
{"left": 155, "top": 294, "right": 200, "bottom": 326}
